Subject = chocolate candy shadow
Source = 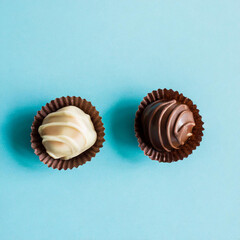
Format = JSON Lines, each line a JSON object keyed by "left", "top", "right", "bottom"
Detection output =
{"left": 4, "top": 107, "right": 43, "bottom": 169}
{"left": 106, "top": 98, "right": 143, "bottom": 162}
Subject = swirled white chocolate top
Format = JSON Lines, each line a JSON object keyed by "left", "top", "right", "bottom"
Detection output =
{"left": 38, "top": 106, "right": 97, "bottom": 160}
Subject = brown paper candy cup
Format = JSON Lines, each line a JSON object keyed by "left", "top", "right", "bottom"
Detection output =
{"left": 135, "top": 88, "right": 204, "bottom": 162}
{"left": 31, "top": 96, "right": 105, "bottom": 170}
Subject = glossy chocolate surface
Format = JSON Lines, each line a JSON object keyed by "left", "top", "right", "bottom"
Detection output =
{"left": 141, "top": 99, "right": 195, "bottom": 152}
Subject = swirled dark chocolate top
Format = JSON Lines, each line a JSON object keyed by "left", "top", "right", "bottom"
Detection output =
{"left": 141, "top": 99, "right": 195, "bottom": 152}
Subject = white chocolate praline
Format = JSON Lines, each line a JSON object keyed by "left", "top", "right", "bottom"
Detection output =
{"left": 38, "top": 106, "right": 97, "bottom": 160}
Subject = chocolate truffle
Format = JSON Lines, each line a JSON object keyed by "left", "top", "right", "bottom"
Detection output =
{"left": 141, "top": 99, "right": 195, "bottom": 152}
{"left": 38, "top": 106, "right": 97, "bottom": 160}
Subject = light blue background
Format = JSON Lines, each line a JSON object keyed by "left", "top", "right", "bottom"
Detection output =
{"left": 0, "top": 0, "right": 239, "bottom": 239}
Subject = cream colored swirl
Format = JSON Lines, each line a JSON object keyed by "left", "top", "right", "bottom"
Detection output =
{"left": 38, "top": 106, "right": 97, "bottom": 160}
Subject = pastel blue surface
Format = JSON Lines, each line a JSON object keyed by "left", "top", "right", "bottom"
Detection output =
{"left": 0, "top": 0, "right": 239, "bottom": 239}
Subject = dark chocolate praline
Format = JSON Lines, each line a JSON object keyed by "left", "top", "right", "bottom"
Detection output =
{"left": 141, "top": 99, "right": 195, "bottom": 152}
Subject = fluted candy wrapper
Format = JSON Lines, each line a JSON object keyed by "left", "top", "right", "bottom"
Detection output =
{"left": 135, "top": 89, "right": 204, "bottom": 162}
{"left": 31, "top": 96, "right": 105, "bottom": 170}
